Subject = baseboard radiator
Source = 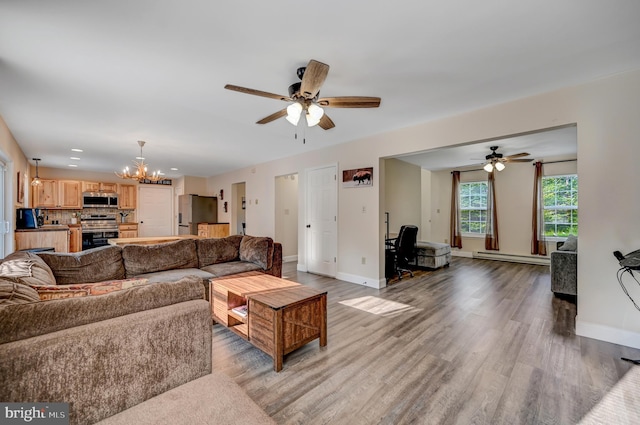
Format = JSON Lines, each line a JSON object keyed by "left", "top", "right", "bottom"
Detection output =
{"left": 473, "top": 251, "right": 550, "bottom": 266}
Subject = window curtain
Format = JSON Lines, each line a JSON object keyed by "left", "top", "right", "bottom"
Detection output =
{"left": 484, "top": 171, "right": 499, "bottom": 251}
{"left": 531, "top": 161, "right": 547, "bottom": 255}
{"left": 450, "top": 171, "right": 462, "bottom": 249}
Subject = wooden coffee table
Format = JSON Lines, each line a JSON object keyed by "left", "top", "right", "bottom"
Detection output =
{"left": 210, "top": 273, "right": 327, "bottom": 372}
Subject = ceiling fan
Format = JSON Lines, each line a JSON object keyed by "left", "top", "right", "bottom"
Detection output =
{"left": 224, "top": 59, "right": 381, "bottom": 130}
{"left": 482, "top": 146, "right": 533, "bottom": 172}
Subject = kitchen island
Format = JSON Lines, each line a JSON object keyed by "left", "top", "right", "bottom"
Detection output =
{"left": 15, "top": 225, "right": 70, "bottom": 252}
{"left": 107, "top": 234, "right": 204, "bottom": 246}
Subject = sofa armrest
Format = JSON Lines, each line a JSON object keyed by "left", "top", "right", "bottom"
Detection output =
{"left": 0, "top": 299, "right": 212, "bottom": 425}
{"left": 266, "top": 242, "right": 282, "bottom": 278}
{"left": 550, "top": 250, "right": 577, "bottom": 295}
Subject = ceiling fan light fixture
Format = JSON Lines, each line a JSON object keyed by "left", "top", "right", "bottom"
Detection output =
{"left": 305, "top": 103, "right": 324, "bottom": 127}
{"left": 494, "top": 161, "right": 506, "bottom": 171}
{"left": 483, "top": 162, "right": 494, "bottom": 172}
{"left": 286, "top": 102, "right": 302, "bottom": 126}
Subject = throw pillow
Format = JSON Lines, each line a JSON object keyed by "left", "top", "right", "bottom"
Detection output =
{"left": 0, "top": 259, "right": 34, "bottom": 278}
{"left": 559, "top": 235, "right": 578, "bottom": 251}
{"left": 239, "top": 235, "right": 273, "bottom": 270}
{"left": 0, "top": 279, "right": 40, "bottom": 304}
{"left": 0, "top": 251, "right": 56, "bottom": 286}
{"left": 34, "top": 278, "right": 149, "bottom": 301}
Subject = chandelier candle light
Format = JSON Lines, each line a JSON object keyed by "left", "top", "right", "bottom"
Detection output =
{"left": 116, "top": 141, "right": 162, "bottom": 182}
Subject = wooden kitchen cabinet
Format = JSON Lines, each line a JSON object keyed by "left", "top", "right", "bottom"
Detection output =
{"left": 197, "top": 223, "right": 229, "bottom": 238}
{"left": 82, "top": 181, "right": 118, "bottom": 193}
{"left": 33, "top": 180, "right": 81, "bottom": 209}
{"left": 118, "top": 184, "right": 137, "bottom": 209}
{"left": 69, "top": 225, "right": 82, "bottom": 252}
{"left": 118, "top": 223, "right": 138, "bottom": 238}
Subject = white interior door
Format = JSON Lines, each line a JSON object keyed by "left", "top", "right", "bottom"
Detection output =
{"left": 0, "top": 159, "right": 6, "bottom": 258}
{"left": 306, "top": 165, "right": 337, "bottom": 277}
{"left": 137, "top": 186, "right": 173, "bottom": 237}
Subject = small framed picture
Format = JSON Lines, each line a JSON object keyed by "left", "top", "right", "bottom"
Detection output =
{"left": 17, "top": 171, "right": 24, "bottom": 204}
{"left": 342, "top": 167, "right": 373, "bottom": 188}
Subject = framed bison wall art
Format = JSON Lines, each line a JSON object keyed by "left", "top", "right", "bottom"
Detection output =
{"left": 343, "top": 167, "right": 373, "bottom": 188}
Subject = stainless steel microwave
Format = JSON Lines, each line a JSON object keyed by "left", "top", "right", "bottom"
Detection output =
{"left": 82, "top": 192, "right": 118, "bottom": 208}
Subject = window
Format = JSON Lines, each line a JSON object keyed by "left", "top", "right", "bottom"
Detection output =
{"left": 459, "top": 181, "right": 487, "bottom": 235}
{"left": 542, "top": 174, "right": 578, "bottom": 237}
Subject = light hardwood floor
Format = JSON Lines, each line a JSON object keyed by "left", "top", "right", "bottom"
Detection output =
{"left": 211, "top": 258, "right": 640, "bottom": 424}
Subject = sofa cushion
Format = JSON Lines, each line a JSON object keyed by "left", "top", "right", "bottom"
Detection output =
{"left": 558, "top": 235, "right": 578, "bottom": 251}
{"left": 239, "top": 235, "right": 273, "bottom": 270}
{"left": 0, "top": 251, "right": 56, "bottom": 286}
{"left": 201, "top": 261, "right": 263, "bottom": 277}
{"left": 34, "top": 278, "right": 149, "bottom": 301}
{"left": 123, "top": 239, "right": 198, "bottom": 277}
{"left": 38, "top": 245, "right": 125, "bottom": 285}
{"left": 196, "top": 236, "right": 242, "bottom": 267}
{"left": 0, "top": 279, "right": 40, "bottom": 305}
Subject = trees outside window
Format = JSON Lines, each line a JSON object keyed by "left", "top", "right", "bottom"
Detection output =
{"left": 459, "top": 181, "right": 487, "bottom": 235}
{"left": 542, "top": 174, "right": 578, "bottom": 237}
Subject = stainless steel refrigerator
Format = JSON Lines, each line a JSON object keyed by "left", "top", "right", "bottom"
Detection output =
{"left": 178, "top": 195, "right": 218, "bottom": 235}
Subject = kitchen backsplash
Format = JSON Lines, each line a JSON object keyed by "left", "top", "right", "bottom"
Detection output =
{"left": 40, "top": 208, "right": 137, "bottom": 225}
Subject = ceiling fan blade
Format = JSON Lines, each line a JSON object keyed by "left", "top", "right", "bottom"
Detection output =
{"left": 506, "top": 158, "right": 534, "bottom": 163}
{"left": 300, "top": 60, "right": 329, "bottom": 99}
{"left": 256, "top": 108, "right": 288, "bottom": 125}
{"left": 317, "top": 96, "right": 381, "bottom": 108}
{"left": 318, "top": 114, "right": 335, "bottom": 130}
{"left": 224, "top": 84, "right": 291, "bottom": 102}
{"left": 505, "top": 152, "right": 530, "bottom": 159}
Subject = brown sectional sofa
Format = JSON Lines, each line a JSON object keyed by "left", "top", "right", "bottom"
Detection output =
{"left": 0, "top": 234, "right": 282, "bottom": 424}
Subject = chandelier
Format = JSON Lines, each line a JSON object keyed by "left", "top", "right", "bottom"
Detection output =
{"left": 115, "top": 141, "right": 162, "bottom": 182}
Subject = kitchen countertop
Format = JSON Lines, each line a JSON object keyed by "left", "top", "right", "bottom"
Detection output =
{"left": 16, "top": 225, "right": 70, "bottom": 232}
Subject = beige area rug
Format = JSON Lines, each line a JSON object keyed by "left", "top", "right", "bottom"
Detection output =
{"left": 579, "top": 365, "right": 640, "bottom": 424}
{"left": 96, "top": 371, "right": 275, "bottom": 425}
{"left": 339, "top": 295, "right": 421, "bottom": 317}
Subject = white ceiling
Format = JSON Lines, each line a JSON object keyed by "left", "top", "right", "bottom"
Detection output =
{"left": 1, "top": 1, "right": 639, "bottom": 178}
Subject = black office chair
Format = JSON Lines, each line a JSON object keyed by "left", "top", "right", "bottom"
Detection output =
{"left": 391, "top": 225, "right": 418, "bottom": 280}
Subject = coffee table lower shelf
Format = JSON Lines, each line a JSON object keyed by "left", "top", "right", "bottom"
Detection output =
{"left": 211, "top": 274, "right": 327, "bottom": 372}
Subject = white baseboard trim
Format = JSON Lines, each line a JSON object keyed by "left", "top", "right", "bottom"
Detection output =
{"left": 296, "top": 263, "right": 308, "bottom": 272}
{"left": 451, "top": 250, "right": 473, "bottom": 258}
{"left": 283, "top": 255, "right": 298, "bottom": 263}
{"left": 336, "top": 272, "right": 385, "bottom": 289}
{"left": 576, "top": 317, "right": 640, "bottom": 349}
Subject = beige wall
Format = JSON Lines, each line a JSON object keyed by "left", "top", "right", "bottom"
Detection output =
{"left": 0, "top": 116, "right": 29, "bottom": 255}
{"left": 208, "top": 69, "right": 640, "bottom": 348}
{"left": 384, "top": 158, "right": 422, "bottom": 239}
{"left": 275, "top": 174, "right": 298, "bottom": 260}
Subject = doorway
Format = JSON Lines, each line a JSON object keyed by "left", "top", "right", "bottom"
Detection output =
{"left": 137, "top": 185, "right": 174, "bottom": 237}
{"left": 275, "top": 173, "right": 298, "bottom": 263}
{"left": 231, "top": 182, "right": 246, "bottom": 235}
{"left": 305, "top": 164, "right": 337, "bottom": 277}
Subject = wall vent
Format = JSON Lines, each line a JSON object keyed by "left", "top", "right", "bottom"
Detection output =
{"left": 473, "top": 251, "right": 550, "bottom": 266}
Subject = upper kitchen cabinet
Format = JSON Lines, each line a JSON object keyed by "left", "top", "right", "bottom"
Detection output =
{"left": 118, "top": 184, "right": 137, "bottom": 209}
{"left": 82, "top": 181, "right": 118, "bottom": 193}
{"left": 33, "top": 180, "right": 82, "bottom": 209}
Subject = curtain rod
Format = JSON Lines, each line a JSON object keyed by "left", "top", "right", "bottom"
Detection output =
{"left": 451, "top": 158, "right": 577, "bottom": 174}
{"left": 534, "top": 158, "right": 577, "bottom": 165}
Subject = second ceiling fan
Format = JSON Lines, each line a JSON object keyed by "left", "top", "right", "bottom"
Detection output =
{"left": 224, "top": 59, "right": 381, "bottom": 130}
{"left": 482, "top": 146, "right": 533, "bottom": 172}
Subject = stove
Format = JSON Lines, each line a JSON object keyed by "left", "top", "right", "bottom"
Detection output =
{"left": 80, "top": 213, "right": 119, "bottom": 250}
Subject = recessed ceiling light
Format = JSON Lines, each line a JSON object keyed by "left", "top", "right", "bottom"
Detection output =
{"left": 158, "top": 172, "right": 165, "bottom": 175}
{"left": 68, "top": 164, "right": 78, "bottom": 167}
{"left": 70, "top": 157, "right": 81, "bottom": 160}
{"left": 135, "top": 156, "right": 145, "bottom": 160}
{"left": 170, "top": 167, "right": 178, "bottom": 171}
{"left": 71, "top": 148, "right": 83, "bottom": 152}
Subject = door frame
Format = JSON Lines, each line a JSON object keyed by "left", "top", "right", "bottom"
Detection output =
{"left": 301, "top": 163, "right": 338, "bottom": 277}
